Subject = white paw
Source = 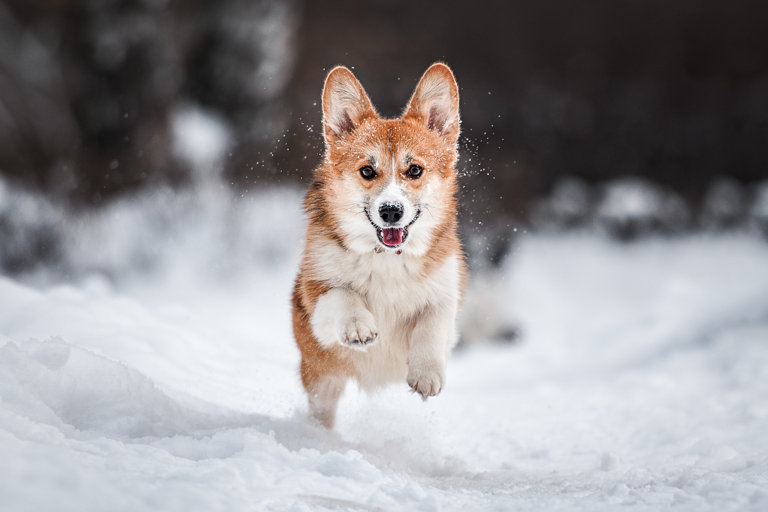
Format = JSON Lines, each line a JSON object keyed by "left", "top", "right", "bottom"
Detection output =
{"left": 407, "top": 360, "right": 445, "bottom": 400}
{"left": 337, "top": 311, "right": 378, "bottom": 351}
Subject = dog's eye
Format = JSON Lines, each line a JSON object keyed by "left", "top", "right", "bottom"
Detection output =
{"left": 359, "top": 165, "right": 377, "bottom": 180}
{"left": 406, "top": 164, "right": 424, "bottom": 179}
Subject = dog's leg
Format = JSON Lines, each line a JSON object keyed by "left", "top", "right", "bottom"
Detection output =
{"left": 406, "top": 304, "right": 457, "bottom": 399}
{"left": 311, "top": 288, "right": 378, "bottom": 350}
{"left": 306, "top": 373, "right": 346, "bottom": 428}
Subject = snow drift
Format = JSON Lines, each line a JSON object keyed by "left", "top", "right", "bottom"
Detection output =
{"left": 1, "top": 183, "right": 768, "bottom": 511}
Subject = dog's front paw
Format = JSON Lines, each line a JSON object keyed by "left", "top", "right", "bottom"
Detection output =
{"left": 337, "top": 311, "right": 378, "bottom": 350}
{"left": 407, "top": 361, "right": 444, "bottom": 400}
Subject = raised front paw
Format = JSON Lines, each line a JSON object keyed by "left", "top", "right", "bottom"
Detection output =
{"left": 337, "top": 311, "right": 378, "bottom": 350}
{"left": 407, "top": 361, "right": 444, "bottom": 400}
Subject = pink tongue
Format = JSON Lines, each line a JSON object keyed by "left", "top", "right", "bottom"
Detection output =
{"left": 382, "top": 227, "right": 404, "bottom": 246}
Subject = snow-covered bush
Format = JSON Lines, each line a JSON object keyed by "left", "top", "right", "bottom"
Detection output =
{"left": 595, "top": 177, "right": 691, "bottom": 240}
{"left": 700, "top": 177, "right": 748, "bottom": 230}
{"left": 0, "top": 180, "right": 64, "bottom": 273}
{"left": 530, "top": 176, "right": 593, "bottom": 231}
{"left": 749, "top": 180, "right": 768, "bottom": 238}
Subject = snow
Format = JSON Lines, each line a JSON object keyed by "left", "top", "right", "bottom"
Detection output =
{"left": 2, "top": 185, "right": 768, "bottom": 511}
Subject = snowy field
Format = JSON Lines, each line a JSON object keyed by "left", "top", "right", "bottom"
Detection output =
{"left": 1, "top": 185, "right": 768, "bottom": 511}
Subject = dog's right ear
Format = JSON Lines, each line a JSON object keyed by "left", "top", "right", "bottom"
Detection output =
{"left": 322, "top": 66, "right": 377, "bottom": 145}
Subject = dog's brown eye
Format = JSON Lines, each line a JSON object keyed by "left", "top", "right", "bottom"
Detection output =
{"left": 406, "top": 164, "right": 423, "bottom": 179}
{"left": 359, "top": 165, "right": 377, "bottom": 180}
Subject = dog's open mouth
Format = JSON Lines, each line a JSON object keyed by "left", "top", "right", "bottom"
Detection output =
{"left": 364, "top": 207, "right": 421, "bottom": 250}
{"left": 378, "top": 227, "right": 408, "bottom": 248}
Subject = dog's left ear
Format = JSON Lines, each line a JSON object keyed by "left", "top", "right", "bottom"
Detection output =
{"left": 403, "top": 63, "right": 460, "bottom": 144}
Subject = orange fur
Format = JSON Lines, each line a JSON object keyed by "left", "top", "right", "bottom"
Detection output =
{"left": 292, "top": 63, "right": 467, "bottom": 428}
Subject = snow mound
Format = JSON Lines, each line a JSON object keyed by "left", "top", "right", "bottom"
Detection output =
{"left": 0, "top": 334, "right": 457, "bottom": 511}
{"left": 0, "top": 337, "right": 252, "bottom": 439}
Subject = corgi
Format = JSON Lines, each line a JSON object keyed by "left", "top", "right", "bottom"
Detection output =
{"left": 292, "top": 63, "right": 466, "bottom": 428}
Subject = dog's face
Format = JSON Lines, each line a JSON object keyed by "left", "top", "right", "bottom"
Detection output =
{"left": 318, "top": 64, "right": 461, "bottom": 256}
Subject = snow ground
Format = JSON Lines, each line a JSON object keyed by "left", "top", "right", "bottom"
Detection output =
{"left": 1, "top": 187, "right": 767, "bottom": 511}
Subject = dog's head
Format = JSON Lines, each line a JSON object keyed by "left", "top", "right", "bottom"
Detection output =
{"left": 316, "top": 63, "right": 460, "bottom": 255}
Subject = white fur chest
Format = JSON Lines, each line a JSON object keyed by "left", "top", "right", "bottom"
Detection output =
{"left": 310, "top": 238, "right": 459, "bottom": 320}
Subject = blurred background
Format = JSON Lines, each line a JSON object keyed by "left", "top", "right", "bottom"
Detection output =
{"left": 1, "top": 0, "right": 768, "bottom": 276}
{"left": 3, "top": 5, "right": 768, "bottom": 506}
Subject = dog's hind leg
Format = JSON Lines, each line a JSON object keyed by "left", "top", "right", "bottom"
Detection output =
{"left": 304, "top": 371, "right": 346, "bottom": 428}
{"left": 295, "top": 284, "right": 352, "bottom": 429}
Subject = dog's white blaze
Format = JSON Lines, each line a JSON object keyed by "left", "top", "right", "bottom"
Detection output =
{"left": 309, "top": 236, "right": 460, "bottom": 390}
{"left": 373, "top": 179, "right": 416, "bottom": 228}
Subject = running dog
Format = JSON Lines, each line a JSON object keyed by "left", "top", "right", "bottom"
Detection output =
{"left": 292, "top": 63, "right": 466, "bottom": 428}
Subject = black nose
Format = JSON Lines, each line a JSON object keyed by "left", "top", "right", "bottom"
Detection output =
{"left": 379, "top": 202, "right": 404, "bottom": 224}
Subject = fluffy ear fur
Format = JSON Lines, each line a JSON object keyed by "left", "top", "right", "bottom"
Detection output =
{"left": 403, "top": 63, "right": 460, "bottom": 144}
{"left": 322, "top": 66, "right": 377, "bottom": 144}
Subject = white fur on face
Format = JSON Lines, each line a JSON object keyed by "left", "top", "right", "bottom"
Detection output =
{"left": 330, "top": 175, "right": 380, "bottom": 254}
{"left": 331, "top": 146, "right": 448, "bottom": 256}
{"left": 370, "top": 179, "right": 416, "bottom": 228}
{"left": 400, "top": 176, "right": 445, "bottom": 256}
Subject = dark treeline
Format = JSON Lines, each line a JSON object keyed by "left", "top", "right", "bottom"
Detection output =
{"left": 0, "top": 0, "right": 298, "bottom": 202}
{"left": 1, "top": 0, "right": 767, "bottom": 219}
